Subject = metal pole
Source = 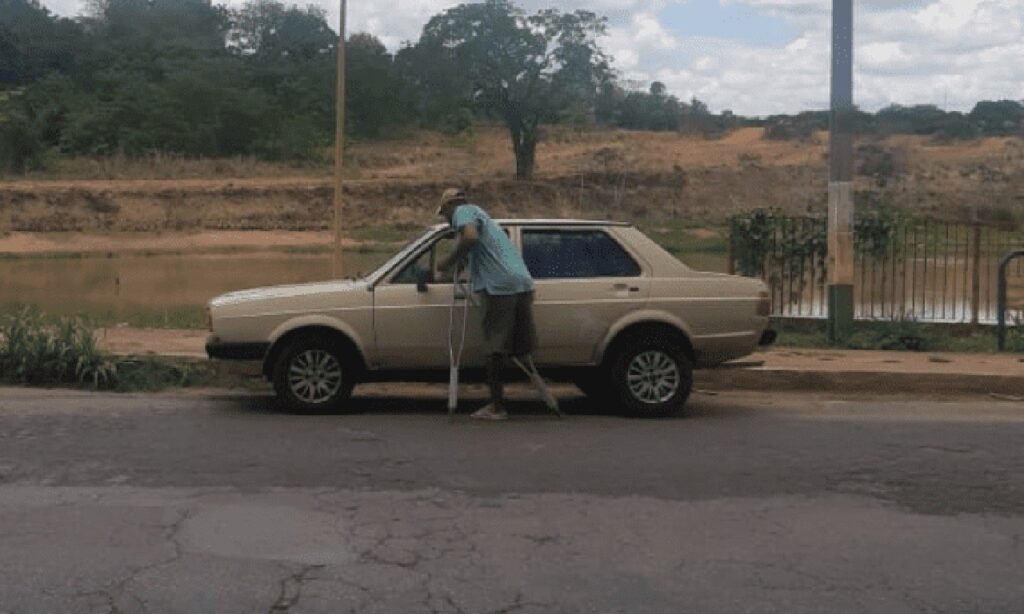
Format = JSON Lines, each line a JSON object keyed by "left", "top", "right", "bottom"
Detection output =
{"left": 727, "top": 226, "right": 736, "bottom": 275}
{"left": 332, "top": 0, "right": 347, "bottom": 278}
{"left": 827, "top": 0, "right": 855, "bottom": 344}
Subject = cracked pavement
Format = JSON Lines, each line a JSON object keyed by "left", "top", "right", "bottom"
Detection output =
{"left": 1, "top": 386, "right": 1023, "bottom": 612}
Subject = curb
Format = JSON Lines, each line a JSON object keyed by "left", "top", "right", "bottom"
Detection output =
{"left": 695, "top": 368, "right": 1024, "bottom": 397}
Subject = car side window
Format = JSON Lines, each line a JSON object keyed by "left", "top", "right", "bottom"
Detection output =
{"left": 391, "top": 233, "right": 457, "bottom": 284}
{"left": 521, "top": 229, "right": 642, "bottom": 279}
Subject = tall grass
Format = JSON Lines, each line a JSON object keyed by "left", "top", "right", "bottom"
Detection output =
{"left": 0, "top": 307, "right": 118, "bottom": 388}
{"left": 0, "top": 307, "right": 217, "bottom": 390}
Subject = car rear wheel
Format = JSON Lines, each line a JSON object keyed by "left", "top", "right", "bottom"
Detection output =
{"left": 609, "top": 337, "right": 693, "bottom": 418}
{"left": 273, "top": 338, "right": 356, "bottom": 413}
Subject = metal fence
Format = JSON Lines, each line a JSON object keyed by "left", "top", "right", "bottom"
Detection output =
{"left": 728, "top": 214, "right": 1024, "bottom": 324}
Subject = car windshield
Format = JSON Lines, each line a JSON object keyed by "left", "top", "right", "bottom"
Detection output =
{"left": 364, "top": 227, "right": 444, "bottom": 286}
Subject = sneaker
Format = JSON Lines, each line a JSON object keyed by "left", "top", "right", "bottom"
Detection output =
{"left": 470, "top": 403, "right": 509, "bottom": 421}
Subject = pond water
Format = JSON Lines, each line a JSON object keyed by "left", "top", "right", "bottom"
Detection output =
{"left": 0, "top": 251, "right": 391, "bottom": 323}
{"left": 0, "top": 249, "right": 728, "bottom": 324}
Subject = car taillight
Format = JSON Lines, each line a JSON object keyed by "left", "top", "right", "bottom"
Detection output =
{"left": 206, "top": 307, "right": 213, "bottom": 332}
{"left": 757, "top": 291, "right": 771, "bottom": 316}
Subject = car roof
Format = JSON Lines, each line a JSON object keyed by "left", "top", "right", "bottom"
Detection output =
{"left": 431, "top": 219, "right": 632, "bottom": 230}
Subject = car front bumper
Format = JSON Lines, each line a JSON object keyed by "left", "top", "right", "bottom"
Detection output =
{"left": 205, "top": 335, "right": 270, "bottom": 361}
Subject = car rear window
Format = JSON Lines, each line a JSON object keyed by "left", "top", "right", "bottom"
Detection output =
{"left": 521, "top": 230, "right": 642, "bottom": 279}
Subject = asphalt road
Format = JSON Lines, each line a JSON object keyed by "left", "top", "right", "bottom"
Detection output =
{"left": 1, "top": 385, "right": 1023, "bottom": 613}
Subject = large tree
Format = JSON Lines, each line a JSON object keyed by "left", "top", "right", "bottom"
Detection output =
{"left": 407, "top": 0, "right": 611, "bottom": 179}
{"left": 0, "top": 0, "right": 83, "bottom": 86}
{"left": 229, "top": 0, "right": 334, "bottom": 60}
{"left": 346, "top": 33, "right": 408, "bottom": 137}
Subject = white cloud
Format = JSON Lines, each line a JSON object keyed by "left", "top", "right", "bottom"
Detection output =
{"left": 39, "top": 0, "right": 1024, "bottom": 115}
{"left": 635, "top": 0, "right": 1024, "bottom": 114}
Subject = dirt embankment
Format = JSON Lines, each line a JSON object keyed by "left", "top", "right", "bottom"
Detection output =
{"left": 1, "top": 128, "right": 1021, "bottom": 234}
{"left": 0, "top": 168, "right": 822, "bottom": 233}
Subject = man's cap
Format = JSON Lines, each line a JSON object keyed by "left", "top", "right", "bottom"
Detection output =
{"left": 435, "top": 188, "right": 467, "bottom": 217}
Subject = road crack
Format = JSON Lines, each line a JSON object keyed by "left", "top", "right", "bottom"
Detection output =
{"left": 268, "top": 564, "right": 325, "bottom": 613}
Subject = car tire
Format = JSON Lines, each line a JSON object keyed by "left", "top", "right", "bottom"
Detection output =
{"left": 272, "top": 337, "right": 356, "bottom": 414}
{"left": 609, "top": 336, "right": 693, "bottom": 418}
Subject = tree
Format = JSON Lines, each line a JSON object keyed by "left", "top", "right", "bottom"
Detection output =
{"left": 875, "top": 104, "right": 947, "bottom": 135}
{"left": 408, "top": 0, "right": 611, "bottom": 179}
{"left": 0, "top": 0, "right": 83, "bottom": 86}
{"left": 346, "top": 33, "right": 407, "bottom": 137}
{"left": 969, "top": 100, "right": 1023, "bottom": 136}
{"left": 228, "top": 2, "right": 336, "bottom": 159}
{"left": 86, "top": 0, "right": 229, "bottom": 58}
{"left": 229, "top": 1, "right": 334, "bottom": 60}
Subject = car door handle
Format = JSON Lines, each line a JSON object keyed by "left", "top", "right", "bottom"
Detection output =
{"left": 613, "top": 284, "right": 641, "bottom": 293}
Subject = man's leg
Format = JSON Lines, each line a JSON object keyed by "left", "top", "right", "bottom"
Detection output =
{"left": 511, "top": 291, "right": 538, "bottom": 361}
{"left": 486, "top": 352, "right": 506, "bottom": 410}
{"left": 474, "top": 292, "right": 514, "bottom": 420}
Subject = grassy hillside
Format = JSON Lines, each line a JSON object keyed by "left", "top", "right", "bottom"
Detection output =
{"left": 1, "top": 127, "right": 1022, "bottom": 234}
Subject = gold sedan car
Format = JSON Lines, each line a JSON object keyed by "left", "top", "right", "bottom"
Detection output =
{"left": 207, "top": 221, "right": 773, "bottom": 416}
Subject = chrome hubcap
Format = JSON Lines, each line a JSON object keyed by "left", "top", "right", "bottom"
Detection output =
{"left": 627, "top": 351, "right": 680, "bottom": 404}
{"left": 288, "top": 350, "right": 343, "bottom": 404}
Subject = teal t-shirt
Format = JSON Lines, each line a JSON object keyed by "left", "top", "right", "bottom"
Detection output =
{"left": 451, "top": 204, "right": 535, "bottom": 296}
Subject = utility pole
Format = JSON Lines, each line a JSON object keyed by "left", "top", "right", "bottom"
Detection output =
{"left": 827, "top": 0, "right": 855, "bottom": 343}
{"left": 332, "top": 0, "right": 347, "bottom": 277}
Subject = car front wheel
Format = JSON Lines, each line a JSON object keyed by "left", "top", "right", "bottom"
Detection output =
{"left": 610, "top": 338, "right": 693, "bottom": 418}
{"left": 273, "top": 338, "right": 355, "bottom": 413}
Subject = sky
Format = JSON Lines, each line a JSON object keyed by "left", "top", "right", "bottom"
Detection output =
{"left": 40, "top": 0, "right": 1024, "bottom": 117}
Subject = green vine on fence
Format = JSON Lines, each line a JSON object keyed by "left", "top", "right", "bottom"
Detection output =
{"left": 729, "top": 209, "right": 827, "bottom": 280}
{"left": 854, "top": 206, "right": 903, "bottom": 260}
{"left": 730, "top": 207, "right": 904, "bottom": 285}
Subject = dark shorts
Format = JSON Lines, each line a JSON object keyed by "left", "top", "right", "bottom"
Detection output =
{"left": 481, "top": 291, "right": 537, "bottom": 357}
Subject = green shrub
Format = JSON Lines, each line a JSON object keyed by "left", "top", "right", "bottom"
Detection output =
{"left": 439, "top": 108, "right": 475, "bottom": 136}
{"left": 112, "top": 358, "right": 215, "bottom": 392}
{"left": 0, "top": 111, "right": 47, "bottom": 173}
{"left": 0, "top": 307, "right": 118, "bottom": 388}
{"left": 1007, "top": 314, "right": 1024, "bottom": 353}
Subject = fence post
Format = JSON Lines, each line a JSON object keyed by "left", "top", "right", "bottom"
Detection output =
{"left": 971, "top": 223, "right": 982, "bottom": 325}
{"left": 727, "top": 229, "right": 736, "bottom": 275}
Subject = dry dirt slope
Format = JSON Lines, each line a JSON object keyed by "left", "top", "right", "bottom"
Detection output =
{"left": 1, "top": 128, "right": 1022, "bottom": 234}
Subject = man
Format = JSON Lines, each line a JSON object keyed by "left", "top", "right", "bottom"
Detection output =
{"left": 436, "top": 188, "right": 536, "bottom": 421}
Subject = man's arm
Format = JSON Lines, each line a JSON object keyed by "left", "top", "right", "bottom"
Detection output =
{"left": 438, "top": 222, "right": 479, "bottom": 275}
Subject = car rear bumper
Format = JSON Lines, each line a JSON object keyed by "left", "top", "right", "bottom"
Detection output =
{"left": 206, "top": 335, "right": 270, "bottom": 361}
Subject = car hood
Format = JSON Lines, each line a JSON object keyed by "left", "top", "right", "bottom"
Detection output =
{"left": 210, "top": 279, "right": 365, "bottom": 308}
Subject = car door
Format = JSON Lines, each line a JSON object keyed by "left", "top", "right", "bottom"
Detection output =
{"left": 372, "top": 232, "right": 482, "bottom": 369}
{"left": 520, "top": 227, "right": 651, "bottom": 365}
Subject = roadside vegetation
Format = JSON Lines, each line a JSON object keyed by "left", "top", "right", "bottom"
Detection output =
{"left": 0, "top": 307, "right": 214, "bottom": 391}
{"left": 773, "top": 318, "right": 1023, "bottom": 354}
